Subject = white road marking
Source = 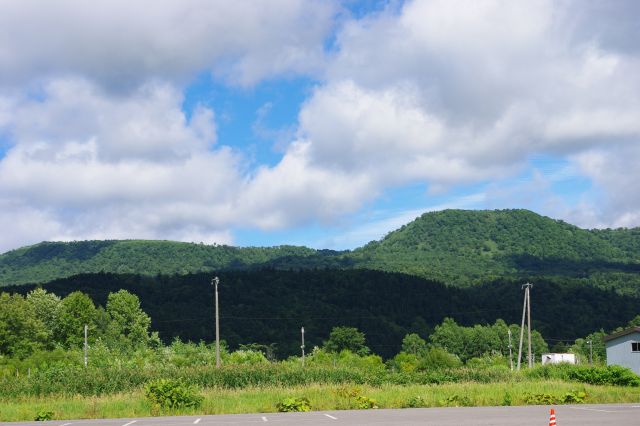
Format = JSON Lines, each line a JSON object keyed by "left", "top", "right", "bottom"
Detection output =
{"left": 194, "top": 418, "right": 202, "bottom": 424}
{"left": 324, "top": 414, "right": 338, "bottom": 420}
{"left": 61, "top": 424, "right": 72, "bottom": 426}
{"left": 568, "top": 407, "right": 617, "bottom": 413}
{"left": 122, "top": 421, "right": 137, "bottom": 426}
{"left": 261, "top": 416, "right": 268, "bottom": 421}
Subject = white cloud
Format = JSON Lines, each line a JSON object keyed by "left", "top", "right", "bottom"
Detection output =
{"left": 573, "top": 145, "right": 640, "bottom": 228}
{"left": 1, "top": 0, "right": 640, "bottom": 252}
{"left": 0, "top": 0, "right": 338, "bottom": 89}
{"left": 285, "top": 0, "right": 640, "bottom": 226}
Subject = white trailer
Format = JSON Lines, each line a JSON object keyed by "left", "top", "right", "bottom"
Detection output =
{"left": 541, "top": 353, "right": 576, "bottom": 365}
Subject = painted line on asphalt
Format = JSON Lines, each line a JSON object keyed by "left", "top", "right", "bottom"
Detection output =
{"left": 194, "top": 418, "right": 202, "bottom": 424}
{"left": 60, "top": 423, "right": 72, "bottom": 426}
{"left": 122, "top": 421, "right": 137, "bottom": 426}
{"left": 568, "top": 407, "right": 617, "bottom": 413}
{"left": 324, "top": 414, "right": 338, "bottom": 420}
{"left": 262, "top": 416, "right": 268, "bottom": 422}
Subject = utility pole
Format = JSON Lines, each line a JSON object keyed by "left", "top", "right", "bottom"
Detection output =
{"left": 84, "top": 324, "right": 88, "bottom": 368}
{"left": 508, "top": 328, "right": 514, "bottom": 371}
{"left": 526, "top": 283, "right": 533, "bottom": 368}
{"left": 587, "top": 339, "right": 593, "bottom": 365}
{"left": 212, "top": 276, "right": 221, "bottom": 368}
{"left": 517, "top": 283, "right": 533, "bottom": 369}
{"left": 301, "top": 326, "right": 305, "bottom": 367}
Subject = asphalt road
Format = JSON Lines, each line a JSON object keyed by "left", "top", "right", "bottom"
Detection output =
{"left": 2, "top": 404, "right": 640, "bottom": 426}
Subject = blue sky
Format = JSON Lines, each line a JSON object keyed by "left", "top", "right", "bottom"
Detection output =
{"left": 0, "top": 0, "right": 638, "bottom": 253}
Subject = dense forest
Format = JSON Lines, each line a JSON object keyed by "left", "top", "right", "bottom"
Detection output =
{"left": 1, "top": 209, "right": 639, "bottom": 295}
{"left": 6, "top": 269, "right": 638, "bottom": 358}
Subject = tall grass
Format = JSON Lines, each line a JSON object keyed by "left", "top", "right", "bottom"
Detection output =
{"left": 1, "top": 381, "right": 639, "bottom": 422}
{"left": 0, "top": 364, "right": 521, "bottom": 398}
{"left": 2, "top": 362, "right": 638, "bottom": 398}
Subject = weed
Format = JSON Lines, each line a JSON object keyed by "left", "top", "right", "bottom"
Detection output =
{"left": 144, "top": 379, "right": 203, "bottom": 411}
{"left": 34, "top": 410, "right": 54, "bottom": 421}
{"left": 405, "top": 395, "right": 426, "bottom": 408}
{"left": 276, "top": 397, "right": 311, "bottom": 412}
{"left": 440, "top": 394, "right": 472, "bottom": 407}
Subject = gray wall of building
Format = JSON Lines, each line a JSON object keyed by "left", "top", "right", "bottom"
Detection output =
{"left": 606, "top": 331, "right": 640, "bottom": 375}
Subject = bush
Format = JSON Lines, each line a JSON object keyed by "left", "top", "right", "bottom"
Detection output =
{"left": 523, "top": 392, "right": 555, "bottom": 405}
{"left": 144, "top": 379, "right": 203, "bottom": 410}
{"left": 526, "top": 364, "right": 640, "bottom": 387}
{"left": 333, "top": 386, "right": 377, "bottom": 409}
{"left": 560, "top": 389, "right": 587, "bottom": 404}
{"left": 416, "top": 348, "right": 462, "bottom": 371}
{"left": 276, "top": 397, "right": 311, "bottom": 412}
{"left": 439, "top": 394, "right": 472, "bottom": 407}
{"left": 34, "top": 410, "right": 54, "bottom": 421}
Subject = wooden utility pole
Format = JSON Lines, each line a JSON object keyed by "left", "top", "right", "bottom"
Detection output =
{"left": 526, "top": 283, "right": 533, "bottom": 368}
{"left": 84, "top": 324, "right": 88, "bottom": 368}
{"left": 517, "top": 283, "right": 533, "bottom": 369}
{"left": 508, "top": 328, "right": 514, "bottom": 371}
{"left": 301, "top": 326, "right": 305, "bottom": 367}
{"left": 212, "top": 277, "right": 221, "bottom": 368}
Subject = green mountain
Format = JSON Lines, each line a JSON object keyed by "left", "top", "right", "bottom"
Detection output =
{"left": 1, "top": 209, "right": 640, "bottom": 292}
{"left": 350, "top": 209, "right": 640, "bottom": 287}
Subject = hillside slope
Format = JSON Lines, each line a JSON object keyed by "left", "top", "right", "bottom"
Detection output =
{"left": 1, "top": 209, "right": 639, "bottom": 290}
{"left": 350, "top": 209, "right": 640, "bottom": 286}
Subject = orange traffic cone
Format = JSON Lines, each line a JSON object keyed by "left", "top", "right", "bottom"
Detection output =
{"left": 549, "top": 408, "right": 557, "bottom": 426}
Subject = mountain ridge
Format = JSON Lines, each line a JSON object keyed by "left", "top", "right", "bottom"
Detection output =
{"left": 2, "top": 209, "right": 639, "bottom": 291}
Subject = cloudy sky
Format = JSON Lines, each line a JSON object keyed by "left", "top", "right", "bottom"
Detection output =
{"left": 0, "top": 0, "right": 639, "bottom": 253}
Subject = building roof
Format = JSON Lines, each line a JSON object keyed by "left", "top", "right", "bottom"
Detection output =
{"left": 603, "top": 326, "right": 640, "bottom": 342}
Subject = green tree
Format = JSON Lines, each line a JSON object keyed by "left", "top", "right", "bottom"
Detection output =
{"left": 430, "top": 318, "right": 548, "bottom": 363}
{"left": 401, "top": 333, "right": 427, "bottom": 355}
{"left": 0, "top": 292, "right": 48, "bottom": 357}
{"left": 56, "top": 291, "right": 97, "bottom": 348}
{"left": 105, "top": 289, "right": 152, "bottom": 348}
{"left": 627, "top": 315, "right": 640, "bottom": 327}
{"left": 323, "top": 326, "right": 370, "bottom": 356}
{"left": 25, "top": 288, "right": 61, "bottom": 347}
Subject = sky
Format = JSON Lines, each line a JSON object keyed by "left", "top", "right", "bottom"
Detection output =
{"left": 0, "top": 0, "right": 639, "bottom": 253}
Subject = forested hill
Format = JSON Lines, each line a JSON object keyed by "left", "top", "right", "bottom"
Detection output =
{"left": 1, "top": 209, "right": 640, "bottom": 290}
{"left": 0, "top": 240, "right": 329, "bottom": 286}
{"left": 6, "top": 269, "right": 640, "bottom": 358}
{"left": 350, "top": 209, "right": 640, "bottom": 288}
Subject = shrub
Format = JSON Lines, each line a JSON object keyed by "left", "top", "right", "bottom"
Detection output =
{"left": 34, "top": 410, "right": 54, "bottom": 421}
{"left": 276, "top": 397, "right": 311, "bottom": 412}
{"left": 355, "top": 395, "right": 378, "bottom": 409}
{"left": 416, "top": 348, "right": 462, "bottom": 371}
{"left": 560, "top": 389, "right": 587, "bottom": 404}
{"left": 526, "top": 364, "right": 640, "bottom": 387}
{"left": 405, "top": 395, "right": 426, "bottom": 408}
{"left": 501, "top": 392, "right": 512, "bottom": 406}
{"left": 439, "top": 394, "right": 472, "bottom": 407}
{"left": 144, "top": 379, "right": 203, "bottom": 410}
{"left": 523, "top": 392, "right": 556, "bottom": 405}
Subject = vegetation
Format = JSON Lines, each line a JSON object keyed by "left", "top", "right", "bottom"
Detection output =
{"left": 1, "top": 209, "right": 639, "bottom": 420}
{"left": 1, "top": 209, "right": 640, "bottom": 295}
{"left": 5, "top": 269, "right": 638, "bottom": 358}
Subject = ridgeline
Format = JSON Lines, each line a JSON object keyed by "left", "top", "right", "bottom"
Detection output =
{"left": 1, "top": 209, "right": 639, "bottom": 293}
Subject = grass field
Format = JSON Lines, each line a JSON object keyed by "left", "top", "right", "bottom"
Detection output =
{"left": 1, "top": 381, "right": 639, "bottom": 422}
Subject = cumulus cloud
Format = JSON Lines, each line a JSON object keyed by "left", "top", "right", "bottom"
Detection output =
{"left": 282, "top": 0, "right": 640, "bottom": 222}
{"left": 0, "top": 0, "right": 338, "bottom": 89}
{"left": 1, "top": 0, "right": 640, "bottom": 252}
{"left": 0, "top": 78, "right": 243, "bottom": 251}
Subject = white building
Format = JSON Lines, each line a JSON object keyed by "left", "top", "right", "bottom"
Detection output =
{"left": 604, "top": 326, "right": 640, "bottom": 375}
{"left": 541, "top": 353, "right": 576, "bottom": 365}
